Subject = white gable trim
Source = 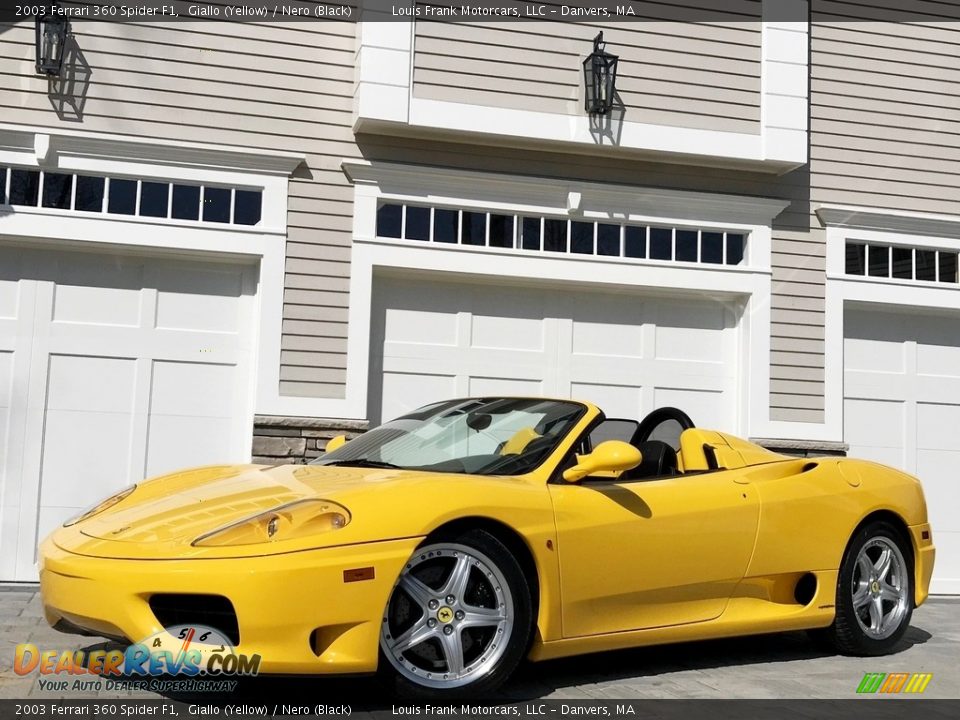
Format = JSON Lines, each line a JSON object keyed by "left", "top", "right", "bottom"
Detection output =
{"left": 0, "top": 124, "right": 304, "bottom": 175}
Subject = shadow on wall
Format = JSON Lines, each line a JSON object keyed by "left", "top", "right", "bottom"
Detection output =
{"left": 48, "top": 34, "right": 92, "bottom": 122}
{"left": 589, "top": 91, "right": 626, "bottom": 147}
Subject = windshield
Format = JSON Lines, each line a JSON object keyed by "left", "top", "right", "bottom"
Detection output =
{"left": 311, "top": 398, "right": 586, "bottom": 475}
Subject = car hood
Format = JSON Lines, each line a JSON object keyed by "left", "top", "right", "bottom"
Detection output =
{"left": 51, "top": 463, "right": 549, "bottom": 560}
{"left": 79, "top": 464, "right": 390, "bottom": 543}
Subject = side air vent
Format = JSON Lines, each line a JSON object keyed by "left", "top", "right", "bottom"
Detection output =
{"left": 794, "top": 573, "right": 817, "bottom": 606}
{"left": 802, "top": 462, "right": 818, "bottom": 473}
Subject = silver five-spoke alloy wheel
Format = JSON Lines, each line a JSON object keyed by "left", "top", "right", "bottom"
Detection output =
{"left": 851, "top": 536, "right": 910, "bottom": 640}
{"left": 381, "top": 543, "right": 514, "bottom": 690}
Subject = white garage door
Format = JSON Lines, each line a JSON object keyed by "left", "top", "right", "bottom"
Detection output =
{"left": 369, "top": 276, "right": 740, "bottom": 432}
{"left": 845, "top": 306, "right": 960, "bottom": 594}
{"left": 0, "top": 245, "right": 257, "bottom": 581}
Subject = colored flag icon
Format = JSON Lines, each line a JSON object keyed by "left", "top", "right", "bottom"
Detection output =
{"left": 857, "top": 672, "right": 932, "bottom": 694}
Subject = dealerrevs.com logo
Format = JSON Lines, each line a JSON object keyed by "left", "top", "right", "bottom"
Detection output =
{"left": 14, "top": 625, "right": 260, "bottom": 693}
{"left": 856, "top": 672, "right": 933, "bottom": 694}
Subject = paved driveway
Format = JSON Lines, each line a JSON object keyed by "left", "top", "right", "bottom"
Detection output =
{"left": 1, "top": 586, "right": 956, "bottom": 702}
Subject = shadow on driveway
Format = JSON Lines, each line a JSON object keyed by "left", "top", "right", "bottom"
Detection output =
{"left": 83, "top": 624, "right": 932, "bottom": 707}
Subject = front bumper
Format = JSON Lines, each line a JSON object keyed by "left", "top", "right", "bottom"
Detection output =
{"left": 39, "top": 535, "right": 420, "bottom": 674}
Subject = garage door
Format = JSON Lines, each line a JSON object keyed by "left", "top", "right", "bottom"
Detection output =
{"left": 369, "top": 275, "right": 740, "bottom": 432}
{"left": 845, "top": 306, "right": 960, "bottom": 594}
{"left": 0, "top": 245, "right": 257, "bottom": 581}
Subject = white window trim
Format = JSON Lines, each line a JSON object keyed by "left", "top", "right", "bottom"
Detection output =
{"left": 355, "top": 0, "right": 809, "bottom": 171}
{"left": 821, "top": 204, "right": 960, "bottom": 447}
{"left": 0, "top": 125, "right": 333, "bottom": 440}
{"left": 342, "top": 159, "right": 802, "bottom": 439}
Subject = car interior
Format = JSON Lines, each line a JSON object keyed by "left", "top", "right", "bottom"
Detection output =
{"left": 580, "top": 406, "right": 701, "bottom": 482}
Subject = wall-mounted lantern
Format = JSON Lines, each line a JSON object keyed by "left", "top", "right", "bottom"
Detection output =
{"left": 35, "top": 13, "right": 69, "bottom": 76}
{"left": 582, "top": 32, "right": 619, "bottom": 115}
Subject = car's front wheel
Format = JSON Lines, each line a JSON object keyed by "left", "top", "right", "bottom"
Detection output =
{"left": 823, "top": 521, "right": 914, "bottom": 655}
{"left": 379, "top": 529, "right": 532, "bottom": 698}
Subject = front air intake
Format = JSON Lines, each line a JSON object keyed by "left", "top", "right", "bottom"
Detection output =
{"left": 148, "top": 594, "right": 240, "bottom": 646}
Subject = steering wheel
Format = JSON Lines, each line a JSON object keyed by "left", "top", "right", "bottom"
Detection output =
{"left": 631, "top": 407, "right": 695, "bottom": 449}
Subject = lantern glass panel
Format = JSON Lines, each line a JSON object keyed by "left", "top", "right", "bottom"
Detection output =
{"left": 593, "top": 59, "right": 605, "bottom": 108}
{"left": 583, "top": 46, "right": 618, "bottom": 113}
{"left": 37, "top": 17, "right": 67, "bottom": 74}
{"left": 603, "top": 58, "right": 618, "bottom": 107}
{"left": 583, "top": 60, "right": 597, "bottom": 112}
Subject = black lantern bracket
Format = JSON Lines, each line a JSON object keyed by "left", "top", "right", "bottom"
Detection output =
{"left": 582, "top": 31, "right": 620, "bottom": 115}
{"left": 35, "top": 11, "right": 70, "bottom": 76}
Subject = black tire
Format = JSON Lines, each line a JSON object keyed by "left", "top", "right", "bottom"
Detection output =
{"left": 378, "top": 528, "right": 533, "bottom": 699}
{"left": 804, "top": 626, "right": 835, "bottom": 652}
{"left": 821, "top": 521, "right": 914, "bottom": 656}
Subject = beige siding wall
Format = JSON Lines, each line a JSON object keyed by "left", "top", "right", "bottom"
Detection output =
{"left": 0, "top": 19, "right": 355, "bottom": 399}
{"left": 413, "top": 9, "right": 763, "bottom": 134}
{"left": 811, "top": 18, "right": 960, "bottom": 216}
{"left": 771, "top": 6, "right": 960, "bottom": 422}
{"left": 769, "top": 208, "right": 825, "bottom": 424}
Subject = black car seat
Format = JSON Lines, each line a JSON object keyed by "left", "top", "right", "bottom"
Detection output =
{"left": 621, "top": 440, "right": 678, "bottom": 480}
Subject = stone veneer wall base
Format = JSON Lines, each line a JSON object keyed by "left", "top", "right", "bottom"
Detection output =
{"left": 752, "top": 438, "right": 848, "bottom": 458}
{"left": 253, "top": 415, "right": 369, "bottom": 465}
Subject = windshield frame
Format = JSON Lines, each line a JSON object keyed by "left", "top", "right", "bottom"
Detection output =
{"left": 310, "top": 397, "right": 589, "bottom": 477}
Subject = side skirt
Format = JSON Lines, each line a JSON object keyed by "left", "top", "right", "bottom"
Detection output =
{"left": 529, "top": 570, "right": 838, "bottom": 662}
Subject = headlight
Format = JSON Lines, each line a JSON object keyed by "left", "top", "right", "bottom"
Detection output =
{"left": 63, "top": 486, "right": 137, "bottom": 527}
{"left": 191, "top": 499, "right": 351, "bottom": 547}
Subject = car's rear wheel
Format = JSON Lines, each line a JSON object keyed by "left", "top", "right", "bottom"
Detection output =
{"left": 379, "top": 529, "right": 532, "bottom": 698}
{"left": 821, "top": 521, "right": 913, "bottom": 655}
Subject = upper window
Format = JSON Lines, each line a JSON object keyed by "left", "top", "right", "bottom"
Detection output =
{"left": 846, "top": 242, "right": 958, "bottom": 284}
{"left": 0, "top": 166, "right": 262, "bottom": 227}
{"left": 375, "top": 202, "right": 747, "bottom": 266}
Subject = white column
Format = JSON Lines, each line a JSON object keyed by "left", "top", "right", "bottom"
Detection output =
{"left": 762, "top": 0, "right": 810, "bottom": 165}
{"left": 354, "top": 4, "right": 414, "bottom": 127}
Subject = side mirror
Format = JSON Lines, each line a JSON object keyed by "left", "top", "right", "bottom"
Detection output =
{"left": 325, "top": 435, "right": 348, "bottom": 453}
{"left": 562, "top": 440, "right": 642, "bottom": 483}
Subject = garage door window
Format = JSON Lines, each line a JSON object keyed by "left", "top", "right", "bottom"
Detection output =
{"left": 8, "top": 168, "right": 39, "bottom": 206}
{"left": 846, "top": 241, "right": 959, "bottom": 284}
{"left": 0, "top": 165, "right": 263, "bottom": 227}
{"left": 375, "top": 202, "right": 747, "bottom": 266}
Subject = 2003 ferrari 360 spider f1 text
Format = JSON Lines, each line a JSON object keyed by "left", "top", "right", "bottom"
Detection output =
{"left": 39, "top": 397, "right": 935, "bottom": 696}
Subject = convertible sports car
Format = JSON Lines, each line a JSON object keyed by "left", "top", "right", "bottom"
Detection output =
{"left": 40, "top": 397, "right": 934, "bottom": 697}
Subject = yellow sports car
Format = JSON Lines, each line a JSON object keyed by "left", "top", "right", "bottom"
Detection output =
{"left": 40, "top": 397, "right": 935, "bottom": 697}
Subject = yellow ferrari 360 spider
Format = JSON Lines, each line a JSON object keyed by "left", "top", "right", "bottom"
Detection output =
{"left": 39, "top": 397, "right": 935, "bottom": 697}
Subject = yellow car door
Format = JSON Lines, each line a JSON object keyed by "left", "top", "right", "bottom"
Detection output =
{"left": 548, "top": 469, "right": 760, "bottom": 638}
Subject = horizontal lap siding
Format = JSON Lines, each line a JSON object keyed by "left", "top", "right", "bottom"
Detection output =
{"left": 772, "top": 2, "right": 960, "bottom": 423}
{"left": 770, "top": 186, "right": 826, "bottom": 423}
{"left": 811, "top": 6, "right": 960, "bottom": 218}
{"left": 0, "top": 19, "right": 355, "bottom": 399}
{"left": 412, "top": 9, "right": 763, "bottom": 134}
